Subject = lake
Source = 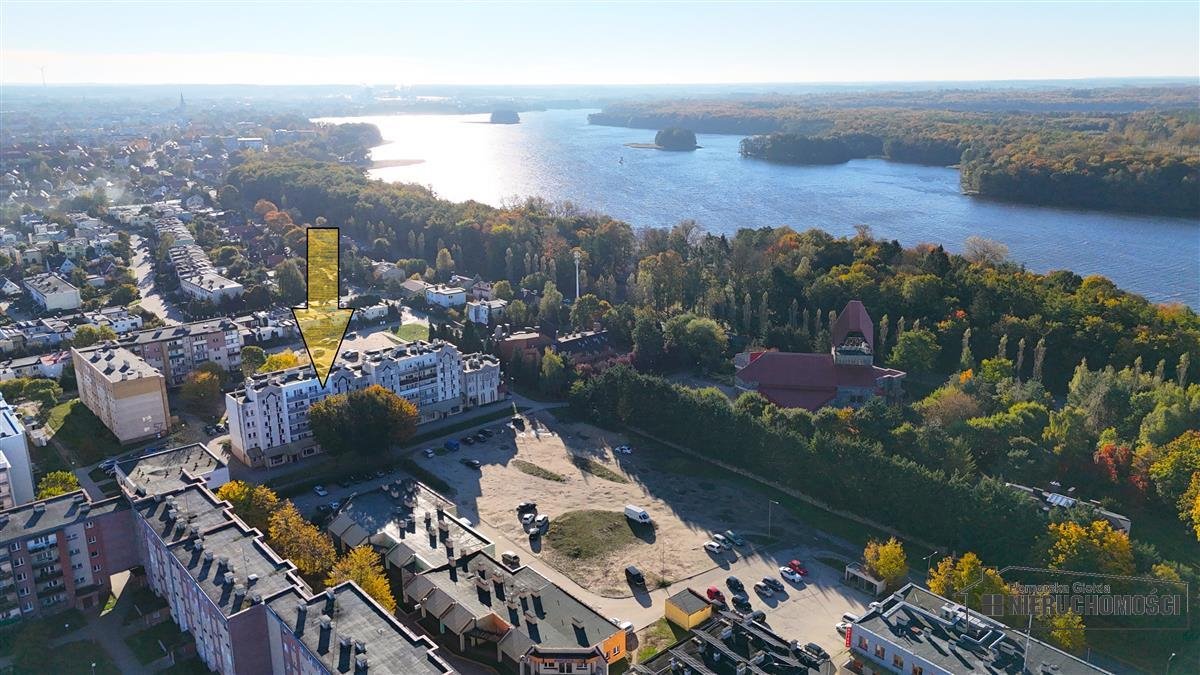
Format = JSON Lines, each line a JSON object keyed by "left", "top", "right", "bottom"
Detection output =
{"left": 317, "top": 109, "right": 1200, "bottom": 307}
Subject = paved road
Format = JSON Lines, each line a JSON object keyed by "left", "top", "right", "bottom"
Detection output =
{"left": 129, "top": 234, "right": 183, "bottom": 325}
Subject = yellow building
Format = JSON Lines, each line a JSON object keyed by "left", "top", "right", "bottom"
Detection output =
{"left": 665, "top": 588, "right": 713, "bottom": 630}
{"left": 72, "top": 346, "right": 170, "bottom": 444}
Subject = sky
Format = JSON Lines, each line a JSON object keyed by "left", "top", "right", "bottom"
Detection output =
{"left": 1, "top": 1, "right": 1198, "bottom": 86}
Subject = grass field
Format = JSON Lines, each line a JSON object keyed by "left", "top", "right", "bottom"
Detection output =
{"left": 16, "top": 640, "right": 121, "bottom": 675}
{"left": 46, "top": 399, "right": 123, "bottom": 465}
{"left": 569, "top": 455, "right": 629, "bottom": 483}
{"left": 512, "top": 459, "right": 566, "bottom": 482}
{"left": 544, "top": 509, "right": 638, "bottom": 560}
{"left": 635, "top": 618, "right": 689, "bottom": 663}
{"left": 125, "top": 621, "right": 190, "bottom": 665}
{"left": 395, "top": 322, "right": 429, "bottom": 342}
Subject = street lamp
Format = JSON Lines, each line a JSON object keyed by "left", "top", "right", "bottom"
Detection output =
{"left": 767, "top": 499, "right": 780, "bottom": 538}
{"left": 1166, "top": 652, "right": 1177, "bottom": 675}
{"left": 923, "top": 550, "right": 941, "bottom": 573}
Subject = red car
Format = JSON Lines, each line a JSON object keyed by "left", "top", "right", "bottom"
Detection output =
{"left": 788, "top": 559, "right": 809, "bottom": 576}
{"left": 706, "top": 586, "right": 726, "bottom": 603}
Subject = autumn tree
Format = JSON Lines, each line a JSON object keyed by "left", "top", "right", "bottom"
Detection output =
{"left": 71, "top": 325, "right": 117, "bottom": 348}
{"left": 1046, "top": 520, "right": 1135, "bottom": 575}
{"left": 309, "top": 384, "right": 418, "bottom": 458}
{"left": 37, "top": 471, "right": 80, "bottom": 499}
{"left": 216, "top": 481, "right": 280, "bottom": 532}
{"left": 325, "top": 545, "right": 397, "bottom": 612}
{"left": 1043, "top": 609, "right": 1086, "bottom": 654}
{"left": 864, "top": 537, "right": 908, "bottom": 590}
{"left": 259, "top": 349, "right": 303, "bottom": 373}
{"left": 267, "top": 502, "right": 336, "bottom": 576}
{"left": 539, "top": 348, "right": 568, "bottom": 395}
{"left": 241, "top": 345, "right": 267, "bottom": 376}
{"left": 181, "top": 370, "right": 222, "bottom": 414}
{"left": 927, "top": 552, "right": 1009, "bottom": 610}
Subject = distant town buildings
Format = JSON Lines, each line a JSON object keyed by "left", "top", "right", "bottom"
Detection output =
{"left": 109, "top": 318, "right": 243, "bottom": 387}
{"left": 735, "top": 300, "right": 905, "bottom": 410}
{"left": 72, "top": 346, "right": 171, "bottom": 444}
{"left": 22, "top": 273, "right": 81, "bottom": 312}
{"left": 156, "top": 216, "right": 243, "bottom": 302}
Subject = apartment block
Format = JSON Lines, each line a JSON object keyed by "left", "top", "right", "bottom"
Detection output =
{"left": 0, "top": 491, "right": 137, "bottom": 622}
{"left": 0, "top": 394, "right": 35, "bottom": 508}
{"left": 113, "top": 318, "right": 243, "bottom": 386}
{"left": 72, "top": 346, "right": 170, "bottom": 444}
{"left": 225, "top": 341, "right": 484, "bottom": 469}
{"left": 463, "top": 353, "right": 502, "bottom": 407}
{"left": 23, "top": 272, "right": 82, "bottom": 311}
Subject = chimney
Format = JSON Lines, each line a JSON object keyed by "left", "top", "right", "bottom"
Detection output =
{"left": 355, "top": 655, "right": 368, "bottom": 673}
{"left": 296, "top": 601, "right": 307, "bottom": 625}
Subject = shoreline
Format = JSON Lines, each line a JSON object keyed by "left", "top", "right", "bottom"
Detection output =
{"left": 370, "top": 158, "right": 426, "bottom": 169}
{"left": 624, "top": 142, "right": 701, "bottom": 151}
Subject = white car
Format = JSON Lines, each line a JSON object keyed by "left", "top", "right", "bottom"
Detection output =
{"left": 836, "top": 621, "right": 852, "bottom": 635}
{"left": 423, "top": 448, "right": 436, "bottom": 458}
{"left": 615, "top": 445, "right": 633, "bottom": 455}
{"left": 521, "top": 513, "right": 537, "bottom": 526}
{"left": 703, "top": 541, "right": 723, "bottom": 554}
{"left": 780, "top": 567, "right": 804, "bottom": 583}
{"left": 313, "top": 485, "right": 328, "bottom": 497}
{"left": 712, "top": 534, "right": 732, "bottom": 549}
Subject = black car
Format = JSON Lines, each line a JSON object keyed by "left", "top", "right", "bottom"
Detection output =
{"left": 726, "top": 576, "right": 745, "bottom": 593}
{"left": 625, "top": 565, "right": 646, "bottom": 587}
{"left": 746, "top": 610, "right": 767, "bottom": 624}
{"left": 461, "top": 458, "right": 482, "bottom": 469}
{"left": 763, "top": 577, "right": 785, "bottom": 592}
{"left": 730, "top": 593, "right": 751, "bottom": 611}
{"left": 479, "top": 429, "right": 494, "bottom": 438}
{"left": 461, "top": 436, "right": 475, "bottom": 445}
{"left": 516, "top": 501, "right": 538, "bottom": 513}
{"left": 803, "top": 643, "right": 830, "bottom": 661}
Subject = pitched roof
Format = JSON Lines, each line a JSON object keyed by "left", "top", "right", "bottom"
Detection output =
{"left": 831, "top": 300, "right": 873, "bottom": 350}
{"left": 736, "top": 351, "right": 904, "bottom": 411}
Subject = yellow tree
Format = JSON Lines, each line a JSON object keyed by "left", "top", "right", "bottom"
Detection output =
{"left": 268, "top": 502, "right": 336, "bottom": 576}
{"left": 926, "top": 552, "right": 1010, "bottom": 610}
{"left": 1047, "top": 520, "right": 1135, "bottom": 576}
{"left": 259, "top": 349, "right": 303, "bottom": 373}
{"left": 325, "top": 546, "right": 397, "bottom": 613}
{"left": 1043, "top": 609, "right": 1086, "bottom": 654}
{"left": 215, "top": 481, "right": 280, "bottom": 532}
{"left": 36, "top": 471, "right": 81, "bottom": 499}
{"left": 864, "top": 537, "right": 908, "bottom": 589}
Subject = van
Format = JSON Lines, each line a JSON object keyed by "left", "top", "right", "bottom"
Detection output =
{"left": 625, "top": 565, "right": 646, "bottom": 587}
{"left": 624, "top": 505, "right": 651, "bottom": 524}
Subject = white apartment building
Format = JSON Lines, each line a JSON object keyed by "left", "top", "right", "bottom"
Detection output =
{"left": 179, "top": 271, "right": 244, "bottom": 303}
{"left": 0, "top": 394, "right": 34, "bottom": 508}
{"left": 226, "top": 341, "right": 493, "bottom": 469}
{"left": 466, "top": 299, "right": 508, "bottom": 325}
{"left": 425, "top": 285, "right": 467, "bottom": 308}
{"left": 463, "top": 353, "right": 502, "bottom": 407}
{"left": 23, "top": 273, "right": 81, "bottom": 312}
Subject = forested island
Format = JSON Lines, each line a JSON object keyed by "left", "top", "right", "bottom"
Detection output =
{"left": 589, "top": 86, "right": 1200, "bottom": 216}
{"left": 653, "top": 128, "right": 698, "bottom": 150}
{"left": 490, "top": 110, "right": 520, "bottom": 124}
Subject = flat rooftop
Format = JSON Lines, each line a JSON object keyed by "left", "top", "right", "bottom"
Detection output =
{"left": 635, "top": 609, "right": 814, "bottom": 674}
{"left": 119, "top": 318, "right": 239, "bottom": 346}
{"left": 77, "top": 346, "right": 161, "bottom": 381}
{"left": 117, "top": 444, "right": 225, "bottom": 498}
{"left": 853, "top": 584, "right": 1111, "bottom": 675}
{"left": 169, "top": 520, "right": 302, "bottom": 618}
{"left": 134, "top": 484, "right": 231, "bottom": 546}
{"left": 266, "top": 585, "right": 453, "bottom": 675}
{"left": 0, "top": 491, "right": 126, "bottom": 543}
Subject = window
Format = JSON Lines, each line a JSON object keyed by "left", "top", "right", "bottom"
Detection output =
{"left": 858, "top": 636, "right": 868, "bottom": 650}
{"left": 18, "top": 588, "right": 28, "bottom": 597}
{"left": 87, "top": 536, "right": 96, "bottom": 544}
{"left": 21, "top": 602, "right": 31, "bottom": 612}
{"left": 893, "top": 654, "right": 905, "bottom": 668}
{"left": 12, "top": 558, "right": 22, "bottom": 568}
{"left": 90, "top": 550, "right": 99, "bottom": 558}
{"left": 92, "top": 564, "right": 102, "bottom": 572}
{"left": 85, "top": 522, "right": 94, "bottom": 529}
{"left": 8, "top": 543, "right": 18, "bottom": 552}
{"left": 874, "top": 645, "right": 886, "bottom": 659}
{"left": 912, "top": 666, "right": 924, "bottom": 675}
{"left": 14, "top": 572, "right": 25, "bottom": 582}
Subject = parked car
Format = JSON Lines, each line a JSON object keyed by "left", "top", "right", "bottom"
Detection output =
{"left": 98, "top": 458, "right": 118, "bottom": 471}
{"left": 835, "top": 621, "right": 852, "bottom": 635}
{"left": 625, "top": 565, "right": 646, "bottom": 587}
{"left": 803, "top": 643, "right": 830, "bottom": 661}
{"left": 726, "top": 576, "right": 745, "bottom": 593}
{"left": 723, "top": 529, "right": 746, "bottom": 546}
{"left": 614, "top": 445, "right": 633, "bottom": 455}
{"left": 516, "top": 501, "right": 538, "bottom": 513}
{"left": 705, "top": 586, "right": 725, "bottom": 603}
{"left": 712, "top": 534, "right": 732, "bottom": 549}
{"left": 703, "top": 541, "right": 723, "bottom": 554}
{"left": 329, "top": 501, "right": 341, "bottom": 510}
{"left": 521, "top": 513, "right": 537, "bottom": 526}
{"left": 313, "top": 485, "right": 328, "bottom": 497}
{"left": 616, "top": 620, "right": 634, "bottom": 634}
{"left": 730, "top": 593, "right": 751, "bottom": 611}
{"left": 423, "top": 448, "right": 436, "bottom": 458}
{"left": 480, "top": 429, "right": 494, "bottom": 438}
{"left": 474, "top": 433, "right": 488, "bottom": 442}
{"left": 444, "top": 440, "right": 460, "bottom": 451}
{"left": 763, "top": 577, "right": 785, "bottom": 592}
{"left": 316, "top": 504, "right": 332, "bottom": 515}
{"left": 840, "top": 612, "right": 859, "bottom": 624}
{"left": 534, "top": 514, "right": 550, "bottom": 531}
{"left": 752, "top": 581, "right": 773, "bottom": 597}
{"left": 501, "top": 551, "right": 521, "bottom": 568}
{"left": 460, "top": 458, "right": 482, "bottom": 469}
{"left": 780, "top": 567, "right": 804, "bottom": 583}
{"left": 787, "top": 559, "right": 809, "bottom": 575}
{"left": 746, "top": 610, "right": 767, "bottom": 624}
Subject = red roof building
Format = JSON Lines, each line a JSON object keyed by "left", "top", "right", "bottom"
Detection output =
{"left": 735, "top": 301, "right": 905, "bottom": 411}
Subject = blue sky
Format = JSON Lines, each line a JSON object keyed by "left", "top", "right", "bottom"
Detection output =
{"left": 2, "top": 1, "right": 1197, "bottom": 85}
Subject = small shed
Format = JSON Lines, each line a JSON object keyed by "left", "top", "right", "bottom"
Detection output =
{"left": 665, "top": 587, "right": 713, "bottom": 630}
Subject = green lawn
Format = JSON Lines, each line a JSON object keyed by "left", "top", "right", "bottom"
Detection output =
{"left": 125, "top": 620, "right": 190, "bottom": 665}
{"left": 512, "top": 459, "right": 566, "bottom": 482}
{"left": 12, "top": 640, "right": 121, "bottom": 675}
{"left": 635, "top": 618, "right": 688, "bottom": 663}
{"left": 570, "top": 455, "right": 629, "bottom": 483}
{"left": 544, "top": 509, "right": 640, "bottom": 560}
{"left": 395, "top": 322, "right": 430, "bottom": 342}
{"left": 46, "top": 399, "right": 123, "bottom": 464}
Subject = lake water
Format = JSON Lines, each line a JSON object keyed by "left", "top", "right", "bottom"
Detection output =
{"left": 317, "top": 109, "right": 1200, "bottom": 306}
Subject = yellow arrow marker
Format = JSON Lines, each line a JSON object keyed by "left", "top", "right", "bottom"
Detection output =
{"left": 292, "top": 227, "right": 354, "bottom": 386}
